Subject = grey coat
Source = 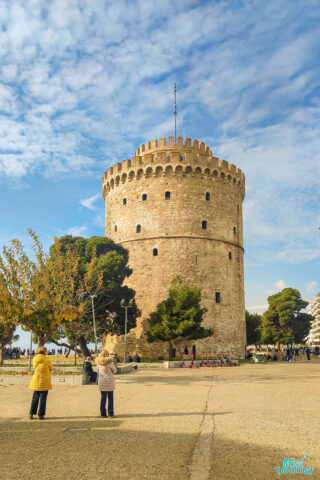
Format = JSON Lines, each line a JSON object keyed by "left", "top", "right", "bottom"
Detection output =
{"left": 95, "top": 356, "right": 117, "bottom": 391}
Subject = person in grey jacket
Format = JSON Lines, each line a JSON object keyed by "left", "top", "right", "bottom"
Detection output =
{"left": 95, "top": 349, "right": 117, "bottom": 417}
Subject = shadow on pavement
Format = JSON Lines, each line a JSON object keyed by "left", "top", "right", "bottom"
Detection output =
{"left": 0, "top": 419, "right": 197, "bottom": 480}
{"left": 211, "top": 434, "right": 319, "bottom": 480}
{"left": 1, "top": 419, "right": 318, "bottom": 480}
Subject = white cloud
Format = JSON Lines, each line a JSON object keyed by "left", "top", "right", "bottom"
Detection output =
{"left": 80, "top": 194, "right": 100, "bottom": 210}
{"left": 0, "top": 0, "right": 318, "bottom": 275}
{"left": 275, "top": 280, "right": 286, "bottom": 290}
{"left": 305, "top": 281, "right": 319, "bottom": 299}
{"left": 246, "top": 305, "right": 268, "bottom": 314}
{"left": 67, "top": 226, "right": 87, "bottom": 236}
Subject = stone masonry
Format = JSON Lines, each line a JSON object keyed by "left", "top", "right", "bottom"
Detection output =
{"left": 102, "top": 136, "right": 246, "bottom": 358}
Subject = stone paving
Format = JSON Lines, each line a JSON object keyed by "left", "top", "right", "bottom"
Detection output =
{"left": 0, "top": 362, "right": 319, "bottom": 480}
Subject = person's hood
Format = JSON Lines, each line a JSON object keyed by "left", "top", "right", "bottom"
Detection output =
{"left": 33, "top": 354, "right": 46, "bottom": 367}
{"left": 95, "top": 356, "right": 114, "bottom": 366}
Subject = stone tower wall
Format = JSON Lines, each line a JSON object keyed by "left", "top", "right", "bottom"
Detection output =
{"left": 102, "top": 136, "right": 246, "bottom": 358}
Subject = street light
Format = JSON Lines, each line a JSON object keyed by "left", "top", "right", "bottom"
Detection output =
{"left": 28, "top": 330, "right": 33, "bottom": 372}
{"left": 90, "top": 294, "right": 98, "bottom": 356}
{"left": 120, "top": 298, "right": 134, "bottom": 363}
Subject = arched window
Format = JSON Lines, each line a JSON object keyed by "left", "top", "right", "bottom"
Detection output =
{"left": 136, "top": 224, "right": 141, "bottom": 233}
{"left": 179, "top": 155, "right": 183, "bottom": 161}
{"left": 233, "top": 227, "right": 236, "bottom": 234}
{"left": 142, "top": 194, "right": 147, "bottom": 201}
{"left": 215, "top": 292, "right": 221, "bottom": 303}
{"left": 165, "top": 191, "right": 170, "bottom": 200}
{"left": 206, "top": 192, "right": 210, "bottom": 201}
{"left": 229, "top": 251, "right": 232, "bottom": 260}
{"left": 114, "top": 225, "right": 117, "bottom": 232}
{"left": 202, "top": 220, "right": 207, "bottom": 230}
{"left": 123, "top": 198, "right": 127, "bottom": 205}
{"left": 153, "top": 248, "right": 158, "bottom": 256}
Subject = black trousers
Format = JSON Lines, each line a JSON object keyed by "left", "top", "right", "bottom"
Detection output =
{"left": 30, "top": 390, "right": 48, "bottom": 417}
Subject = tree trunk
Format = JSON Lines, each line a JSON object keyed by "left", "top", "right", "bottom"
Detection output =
{"left": 78, "top": 336, "right": 91, "bottom": 357}
{"left": 168, "top": 343, "right": 174, "bottom": 361}
{"left": 74, "top": 337, "right": 78, "bottom": 365}
{"left": 0, "top": 344, "right": 4, "bottom": 366}
{"left": 65, "top": 347, "right": 72, "bottom": 358}
{"left": 38, "top": 333, "right": 46, "bottom": 347}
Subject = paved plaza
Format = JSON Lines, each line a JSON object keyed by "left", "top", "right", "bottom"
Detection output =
{"left": 0, "top": 362, "right": 319, "bottom": 480}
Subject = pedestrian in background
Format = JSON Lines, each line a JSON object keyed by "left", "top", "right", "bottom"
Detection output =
{"left": 306, "top": 347, "right": 311, "bottom": 361}
{"left": 184, "top": 346, "right": 189, "bottom": 360}
{"left": 29, "top": 346, "right": 53, "bottom": 420}
{"left": 95, "top": 349, "right": 117, "bottom": 418}
{"left": 82, "top": 356, "right": 97, "bottom": 384}
{"left": 192, "top": 344, "right": 196, "bottom": 360}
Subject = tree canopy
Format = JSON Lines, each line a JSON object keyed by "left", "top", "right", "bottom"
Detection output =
{"left": 261, "top": 288, "right": 313, "bottom": 345}
{"left": 146, "top": 275, "right": 213, "bottom": 359}
{"left": 0, "top": 232, "right": 139, "bottom": 356}
{"left": 49, "top": 235, "right": 139, "bottom": 355}
{"left": 245, "top": 310, "right": 262, "bottom": 346}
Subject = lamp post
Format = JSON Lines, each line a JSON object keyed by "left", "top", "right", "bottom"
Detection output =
{"left": 90, "top": 294, "right": 98, "bottom": 356}
{"left": 120, "top": 298, "right": 134, "bottom": 363}
{"left": 28, "top": 331, "right": 33, "bottom": 372}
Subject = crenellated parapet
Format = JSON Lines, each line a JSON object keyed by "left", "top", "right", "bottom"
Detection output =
{"left": 102, "top": 137, "right": 245, "bottom": 199}
{"left": 134, "top": 136, "right": 213, "bottom": 156}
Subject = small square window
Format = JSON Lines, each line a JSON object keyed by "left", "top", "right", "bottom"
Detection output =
{"left": 233, "top": 227, "right": 236, "bottom": 234}
{"left": 165, "top": 191, "right": 170, "bottom": 199}
{"left": 229, "top": 252, "right": 232, "bottom": 259}
{"left": 202, "top": 220, "right": 207, "bottom": 230}
{"left": 123, "top": 198, "right": 127, "bottom": 205}
{"left": 153, "top": 248, "right": 158, "bottom": 256}
{"left": 114, "top": 225, "right": 117, "bottom": 232}
{"left": 215, "top": 292, "right": 220, "bottom": 303}
{"left": 136, "top": 225, "right": 141, "bottom": 233}
{"left": 142, "top": 194, "right": 147, "bottom": 201}
{"left": 206, "top": 192, "right": 210, "bottom": 201}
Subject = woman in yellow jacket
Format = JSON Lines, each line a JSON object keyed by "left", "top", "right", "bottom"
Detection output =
{"left": 29, "top": 346, "right": 53, "bottom": 420}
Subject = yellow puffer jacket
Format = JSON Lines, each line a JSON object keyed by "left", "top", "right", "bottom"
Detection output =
{"left": 29, "top": 354, "right": 54, "bottom": 391}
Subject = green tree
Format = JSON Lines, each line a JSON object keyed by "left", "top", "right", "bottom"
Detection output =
{"left": 146, "top": 276, "right": 213, "bottom": 360}
{"left": 0, "top": 322, "right": 16, "bottom": 365}
{"left": 0, "top": 231, "right": 92, "bottom": 348}
{"left": 49, "top": 236, "right": 139, "bottom": 356}
{"left": 0, "top": 237, "right": 31, "bottom": 363}
{"left": 261, "top": 288, "right": 313, "bottom": 346}
{"left": 245, "top": 310, "right": 262, "bottom": 346}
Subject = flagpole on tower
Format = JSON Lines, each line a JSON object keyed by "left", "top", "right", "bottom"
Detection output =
{"left": 174, "top": 83, "right": 177, "bottom": 143}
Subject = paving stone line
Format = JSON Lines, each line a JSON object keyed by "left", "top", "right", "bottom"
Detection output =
{"left": 189, "top": 384, "right": 215, "bottom": 480}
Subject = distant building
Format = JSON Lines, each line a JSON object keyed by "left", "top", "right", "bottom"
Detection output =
{"left": 102, "top": 136, "right": 246, "bottom": 358}
{"left": 306, "top": 294, "right": 320, "bottom": 344}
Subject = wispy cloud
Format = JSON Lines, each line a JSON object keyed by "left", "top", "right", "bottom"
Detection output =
{"left": 67, "top": 226, "right": 87, "bottom": 237}
{"left": 80, "top": 194, "right": 100, "bottom": 210}
{"left": 246, "top": 305, "right": 268, "bottom": 314}
{"left": 0, "top": 0, "right": 319, "bottom": 281}
{"left": 275, "top": 280, "right": 286, "bottom": 290}
{"left": 305, "top": 281, "right": 319, "bottom": 299}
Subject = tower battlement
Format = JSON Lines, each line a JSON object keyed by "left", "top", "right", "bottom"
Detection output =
{"left": 135, "top": 136, "right": 212, "bottom": 156}
{"left": 102, "top": 136, "right": 245, "bottom": 200}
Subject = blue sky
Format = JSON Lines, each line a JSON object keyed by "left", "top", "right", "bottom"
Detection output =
{"left": 1, "top": 0, "right": 320, "bottom": 347}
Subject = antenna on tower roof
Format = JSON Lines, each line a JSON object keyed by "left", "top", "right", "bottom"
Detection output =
{"left": 174, "top": 83, "right": 177, "bottom": 143}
